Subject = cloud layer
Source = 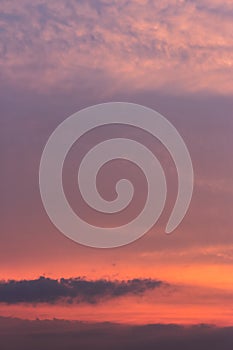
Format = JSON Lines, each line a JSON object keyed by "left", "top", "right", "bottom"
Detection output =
{"left": 0, "top": 0, "right": 232, "bottom": 94}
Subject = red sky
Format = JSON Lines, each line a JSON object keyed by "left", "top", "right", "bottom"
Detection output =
{"left": 0, "top": 0, "right": 233, "bottom": 330}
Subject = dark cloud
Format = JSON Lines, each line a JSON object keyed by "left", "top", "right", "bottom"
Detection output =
{"left": 0, "top": 317, "right": 232, "bottom": 350}
{"left": 0, "top": 277, "right": 164, "bottom": 304}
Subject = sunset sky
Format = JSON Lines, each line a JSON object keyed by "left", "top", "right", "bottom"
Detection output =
{"left": 0, "top": 0, "right": 233, "bottom": 348}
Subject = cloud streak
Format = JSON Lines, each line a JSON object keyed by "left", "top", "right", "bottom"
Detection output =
{"left": 0, "top": 276, "right": 164, "bottom": 304}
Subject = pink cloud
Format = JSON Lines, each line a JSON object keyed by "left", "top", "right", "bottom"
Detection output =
{"left": 0, "top": 0, "right": 232, "bottom": 94}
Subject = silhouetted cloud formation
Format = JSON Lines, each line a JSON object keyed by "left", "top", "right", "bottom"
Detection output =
{"left": 0, "top": 317, "right": 232, "bottom": 350}
{"left": 0, "top": 276, "right": 164, "bottom": 304}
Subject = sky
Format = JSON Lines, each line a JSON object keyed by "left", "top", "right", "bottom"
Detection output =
{"left": 0, "top": 0, "right": 233, "bottom": 348}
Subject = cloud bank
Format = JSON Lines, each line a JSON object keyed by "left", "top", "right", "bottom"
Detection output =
{"left": 0, "top": 317, "right": 233, "bottom": 350}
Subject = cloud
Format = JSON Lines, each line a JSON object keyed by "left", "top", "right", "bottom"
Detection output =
{"left": 0, "top": 317, "right": 233, "bottom": 350}
{"left": 0, "top": 276, "right": 164, "bottom": 304}
{"left": 0, "top": 0, "right": 232, "bottom": 94}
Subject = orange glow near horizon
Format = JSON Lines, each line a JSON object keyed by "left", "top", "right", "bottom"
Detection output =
{"left": 1, "top": 260, "right": 232, "bottom": 326}
{"left": 0, "top": 300, "right": 232, "bottom": 327}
